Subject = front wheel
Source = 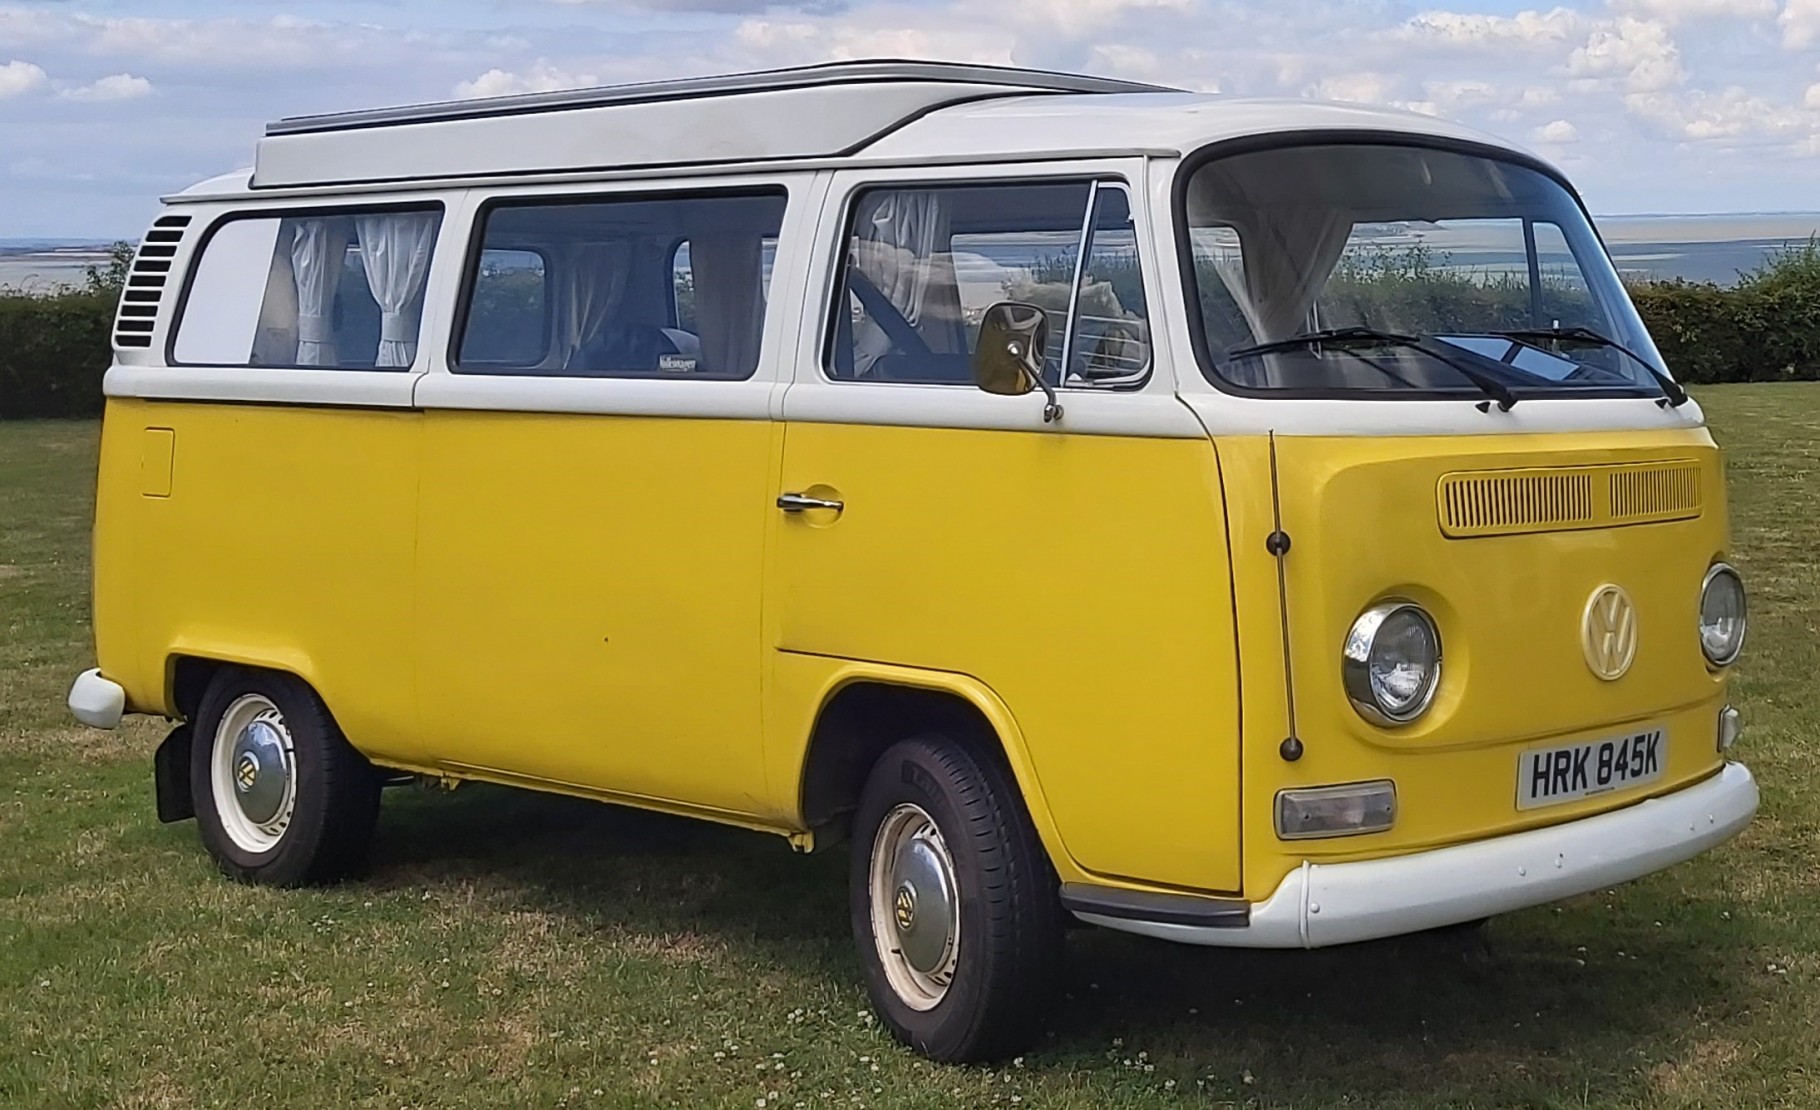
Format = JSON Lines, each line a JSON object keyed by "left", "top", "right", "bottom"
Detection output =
{"left": 849, "top": 735, "right": 1063, "bottom": 1062}
{"left": 190, "top": 667, "right": 381, "bottom": 886}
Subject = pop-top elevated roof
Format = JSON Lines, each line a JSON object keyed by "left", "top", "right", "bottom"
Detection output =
{"left": 251, "top": 60, "right": 1177, "bottom": 189}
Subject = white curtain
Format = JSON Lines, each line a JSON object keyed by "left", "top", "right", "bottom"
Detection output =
{"left": 290, "top": 218, "right": 349, "bottom": 367}
{"left": 1239, "top": 207, "right": 1354, "bottom": 342}
{"left": 354, "top": 213, "right": 438, "bottom": 368}
{"left": 560, "top": 241, "right": 631, "bottom": 366}
{"left": 850, "top": 190, "right": 954, "bottom": 376}
{"left": 688, "top": 233, "right": 764, "bottom": 377}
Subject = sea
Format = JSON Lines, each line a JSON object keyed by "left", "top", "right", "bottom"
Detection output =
{"left": 5, "top": 212, "right": 1820, "bottom": 292}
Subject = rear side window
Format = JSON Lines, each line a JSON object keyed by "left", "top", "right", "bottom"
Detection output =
{"left": 827, "top": 180, "right": 1151, "bottom": 387}
{"left": 173, "top": 207, "right": 443, "bottom": 369}
{"left": 454, "top": 189, "right": 786, "bottom": 379}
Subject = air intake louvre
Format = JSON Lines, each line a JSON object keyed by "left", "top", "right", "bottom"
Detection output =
{"left": 1610, "top": 461, "right": 1702, "bottom": 524}
{"left": 112, "top": 214, "right": 192, "bottom": 350}
{"left": 1439, "top": 460, "right": 1703, "bottom": 538}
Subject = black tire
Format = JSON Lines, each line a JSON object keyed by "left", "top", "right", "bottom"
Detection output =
{"left": 849, "top": 735, "right": 1064, "bottom": 1063}
{"left": 190, "top": 666, "right": 381, "bottom": 886}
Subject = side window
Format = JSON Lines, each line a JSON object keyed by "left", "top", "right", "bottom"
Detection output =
{"left": 461, "top": 249, "right": 549, "bottom": 367}
{"left": 1071, "top": 189, "right": 1151, "bottom": 386}
{"left": 454, "top": 189, "right": 787, "bottom": 379}
{"left": 827, "top": 180, "right": 1151, "bottom": 387}
{"left": 173, "top": 207, "right": 442, "bottom": 369}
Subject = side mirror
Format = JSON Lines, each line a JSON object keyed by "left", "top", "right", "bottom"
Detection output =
{"left": 973, "top": 301, "right": 1062, "bottom": 423}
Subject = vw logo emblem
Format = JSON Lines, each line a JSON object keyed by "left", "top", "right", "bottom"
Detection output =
{"left": 234, "top": 751, "right": 260, "bottom": 793}
{"left": 894, "top": 884, "right": 917, "bottom": 932}
{"left": 1582, "top": 584, "right": 1638, "bottom": 681}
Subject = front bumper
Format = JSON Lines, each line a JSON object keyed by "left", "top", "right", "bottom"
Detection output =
{"left": 68, "top": 669, "right": 127, "bottom": 730}
{"left": 1074, "top": 761, "right": 1758, "bottom": 948}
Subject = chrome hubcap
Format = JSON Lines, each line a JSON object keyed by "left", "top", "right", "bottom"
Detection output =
{"left": 210, "top": 694, "right": 296, "bottom": 854}
{"left": 231, "top": 719, "right": 288, "bottom": 824}
{"left": 869, "top": 804, "right": 959, "bottom": 1010}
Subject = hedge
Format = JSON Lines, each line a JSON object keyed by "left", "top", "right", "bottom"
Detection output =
{"left": 6, "top": 241, "right": 1820, "bottom": 419}
{"left": 0, "top": 290, "right": 116, "bottom": 420}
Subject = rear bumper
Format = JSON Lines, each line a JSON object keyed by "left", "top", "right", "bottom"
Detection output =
{"left": 1074, "top": 761, "right": 1758, "bottom": 948}
{"left": 68, "top": 669, "right": 127, "bottom": 730}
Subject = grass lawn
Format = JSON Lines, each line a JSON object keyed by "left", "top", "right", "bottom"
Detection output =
{"left": 1, "top": 388, "right": 1816, "bottom": 1109}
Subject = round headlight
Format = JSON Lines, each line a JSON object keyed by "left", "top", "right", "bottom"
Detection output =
{"left": 1342, "top": 602, "right": 1442, "bottom": 726}
{"left": 1699, "top": 563, "right": 1747, "bottom": 666}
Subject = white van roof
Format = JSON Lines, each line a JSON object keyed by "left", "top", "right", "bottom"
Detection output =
{"left": 184, "top": 60, "right": 1537, "bottom": 198}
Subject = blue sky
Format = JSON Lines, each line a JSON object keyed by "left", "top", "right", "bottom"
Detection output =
{"left": 6, "top": 0, "right": 1820, "bottom": 236}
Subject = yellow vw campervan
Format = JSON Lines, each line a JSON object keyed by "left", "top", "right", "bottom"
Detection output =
{"left": 69, "top": 62, "right": 1757, "bottom": 1062}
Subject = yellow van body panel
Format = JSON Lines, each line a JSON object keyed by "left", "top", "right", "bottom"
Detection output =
{"left": 93, "top": 398, "right": 1738, "bottom": 905}
{"left": 772, "top": 421, "right": 1243, "bottom": 894}
{"left": 413, "top": 410, "right": 774, "bottom": 817}
{"left": 95, "top": 398, "right": 423, "bottom": 761}
{"left": 1214, "top": 426, "right": 1731, "bottom": 898}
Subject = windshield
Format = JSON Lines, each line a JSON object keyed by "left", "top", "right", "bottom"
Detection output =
{"left": 1180, "top": 142, "right": 1672, "bottom": 399}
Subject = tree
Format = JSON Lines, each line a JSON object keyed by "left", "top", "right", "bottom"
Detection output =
{"left": 84, "top": 240, "right": 136, "bottom": 297}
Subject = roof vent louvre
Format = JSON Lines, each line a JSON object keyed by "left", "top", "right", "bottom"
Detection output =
{"left": 113, "top": 214, "right": 192, "bottom": 350}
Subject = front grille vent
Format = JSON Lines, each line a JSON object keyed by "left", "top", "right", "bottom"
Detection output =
{"left": 1439, "top": 460, "right": 1703, "bottom": 538}
{"left": 113, "top": 214, "right": 192, "bottom": 350}
{"left": 1609, "top": 461, "right": 1702, "bottom": 524}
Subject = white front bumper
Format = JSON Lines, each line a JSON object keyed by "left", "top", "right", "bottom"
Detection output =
{"left": 67, "top": 669, "right": 127, "bottom": 730}
{"left": 1077, "top": 761, "right": 1758, "bottom": 948}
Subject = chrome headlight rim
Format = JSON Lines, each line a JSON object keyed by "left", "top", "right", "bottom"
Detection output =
{"left": 1342, "top": 600, "right": 1443, "bottom": 727}
{"left": 1699, "top": 561, "right": 1747, "bottom": 667}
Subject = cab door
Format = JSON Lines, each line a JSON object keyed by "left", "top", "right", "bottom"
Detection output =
{"left": 770, "top": 163, "right": 1244, "bottom": 893}
{"left": 412, "top": 180, "right": 804, "bottom": 817}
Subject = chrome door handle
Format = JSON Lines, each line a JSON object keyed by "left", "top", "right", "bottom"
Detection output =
{"left": 777, "top": 492, "right": 843, "bottom": 513}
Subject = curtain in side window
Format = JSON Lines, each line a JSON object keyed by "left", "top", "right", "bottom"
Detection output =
{"left": 850, "top": 191, "right": 965, "bottom": 376}
{"left": 291, "top": 218, "right": 349, "bottom": 366}
{"left": 355, "top": 213, "right": 438, "bottom": 367}
{"left": 560, "top": 241, "right": 632, "bottom": 368}
{"left": 688, "top": 233, "right": 765, "bottom": 378}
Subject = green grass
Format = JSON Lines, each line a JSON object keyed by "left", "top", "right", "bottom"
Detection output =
{"left": 2, "top": 391, "right": 1817, "bottom": 1109}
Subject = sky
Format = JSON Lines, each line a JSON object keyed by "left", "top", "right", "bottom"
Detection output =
{"left": 5, "top": 0, "right": 1820, "bottom": 236}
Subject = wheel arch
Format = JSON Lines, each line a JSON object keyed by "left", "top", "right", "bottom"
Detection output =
{"left": 792, "top": 664, "right": 1073, "bottom": 875}
{"left": 165, "top": 643, "right": 318, "bottom": 721}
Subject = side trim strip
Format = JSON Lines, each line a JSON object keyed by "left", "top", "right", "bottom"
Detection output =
{"left": 1059, "top": 881, "right": 1251, "bottom": 928}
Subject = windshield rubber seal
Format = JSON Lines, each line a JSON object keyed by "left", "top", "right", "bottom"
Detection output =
{"left": 1168, "top": 129, "right": 1663, "bottom": 403}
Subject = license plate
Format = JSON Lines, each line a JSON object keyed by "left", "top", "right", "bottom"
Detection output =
{"left": 1517, "top": 727, "right": 1666, "bottom": 810}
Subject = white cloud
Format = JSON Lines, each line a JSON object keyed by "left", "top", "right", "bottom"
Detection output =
{"left": 1534, "top": 118, "right": 1582, "bottom": 142}
{"left": 1422, "top": 79, "right": 1500, "bottom": 110}
{"left": 1566, "top": 17, "right": 1685, "bottom": 93}
{"left": 1307, "top": 70, "right": 1401, "bottom": 105}
{"left": 60, "top": 73, "right": 154, "bottom": 103}
{"left": 1391, "top": 8, "right": 1584, "bottom": 49}
{"left": 1626, "top": 86, "right": 1810, "bottom": 142}
{"left": 0, "top": 59, "right": 48, "bottom": 99}
{"left": 1783, "top": 0, "right": 1820, "bottom": 46}
{"left": 455, "top": 60, "right": 601, "bottom": 98}
{"left": 1610, "top": 0, "right": 1776, "bottom": 22}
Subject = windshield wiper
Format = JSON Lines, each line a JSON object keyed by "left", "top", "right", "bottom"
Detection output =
{"left": 1225, "top": 327, "right": 1519, "bottom": 411}
{"left": 1492, "top": 326, "right": 1689, "bottom": 408}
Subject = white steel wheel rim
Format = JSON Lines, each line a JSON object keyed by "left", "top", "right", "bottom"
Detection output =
{"left": 209, "top": 693, "right": 297, "bottom": 855}
{"left": 868, "top": 803, "right": 960, "bottom": 1011}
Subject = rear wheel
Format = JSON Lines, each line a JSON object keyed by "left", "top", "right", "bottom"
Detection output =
{"left": 190, "top": 667, "right": 380, "bottom": 886}
{"left": 849, "top": 735, "right": 1063, "bottom": 1062}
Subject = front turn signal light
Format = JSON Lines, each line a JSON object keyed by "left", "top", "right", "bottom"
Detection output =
{"left": 1275, "top": 780, "right": 1397, "bottom": 840}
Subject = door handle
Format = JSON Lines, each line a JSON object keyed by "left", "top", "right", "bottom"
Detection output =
{"left": 777, "top": 492, "right": 844, "bottom": 513}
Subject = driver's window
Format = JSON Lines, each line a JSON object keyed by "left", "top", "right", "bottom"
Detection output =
{"left": 826, "top": 180, "right": 1150, "bottom": 387}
